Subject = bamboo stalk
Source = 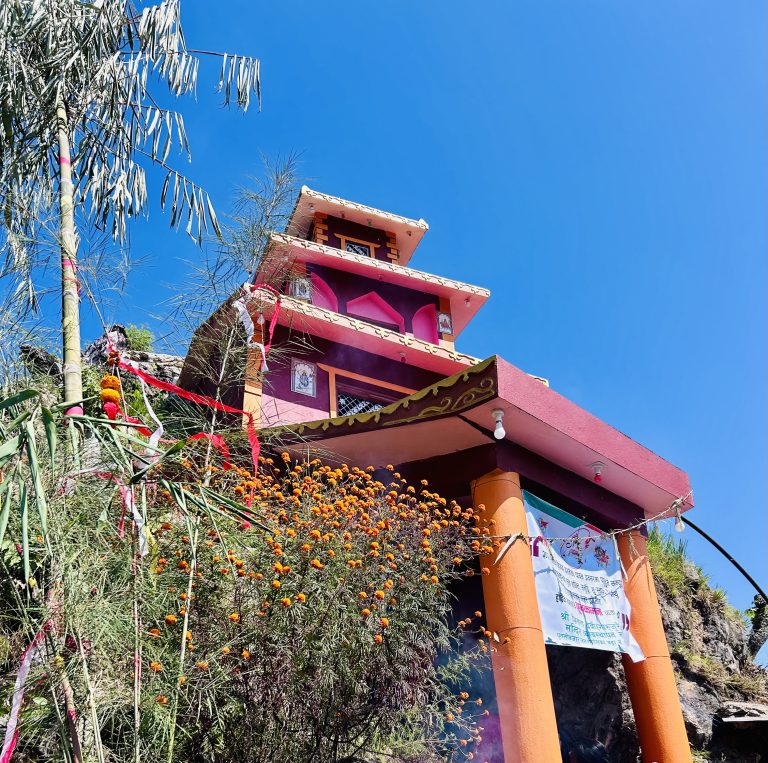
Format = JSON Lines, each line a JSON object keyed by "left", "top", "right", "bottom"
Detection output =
{"left": 56, "top": 97, "right": 84, "bottom": 412}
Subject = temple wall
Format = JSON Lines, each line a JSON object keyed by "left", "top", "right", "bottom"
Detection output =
{"left": 307, "top": 264, "right": 439, "bottom": 335}
{"left": 259, "top": 328, "right": 444, "bottom": 426}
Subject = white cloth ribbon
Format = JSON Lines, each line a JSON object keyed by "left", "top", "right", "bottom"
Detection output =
{"left": 233, "top": 286, "right": 268, "bottom": 371}
{"left": 1, "top": 627, "right": 46, "bottom": 763}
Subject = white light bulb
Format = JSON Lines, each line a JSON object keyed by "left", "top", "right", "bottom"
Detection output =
{"left": 674, "top": 512, "right": 685, "bottom": 533}
{"left": 492, "top": 409, "right": 505, "bottom": 440}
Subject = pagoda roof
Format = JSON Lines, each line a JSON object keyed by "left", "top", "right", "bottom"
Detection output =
{"left": 287, "top": 186, "right": 428, "bottom": 266}
{"left": 268, "top": 356, "right": 694, "bottom": 519}
{"left": 261, "top": 233, "right": 489, "bottom": 337}
{"left": 256, "top": 291, "right": 480, "bottom": 376}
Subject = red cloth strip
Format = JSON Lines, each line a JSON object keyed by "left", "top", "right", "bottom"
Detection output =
{"left": 117, "top": 361, "right": 260, "bottom": 473}
{"left": 188, "top": 432, "right": 233, "bottom": 471}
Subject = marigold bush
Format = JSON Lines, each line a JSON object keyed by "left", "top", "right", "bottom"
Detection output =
{"left": 2, "top": 431, "right": 491, "bottom": 763}
{"left": 142, "top": 455, "right": 487, "bottom": 762}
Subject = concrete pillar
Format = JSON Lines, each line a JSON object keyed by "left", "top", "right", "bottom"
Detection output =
{"left": 472, "top": 469, "right": 561, "bottom": 763}
{"left": 618, "top": 530, "right": 692, "bottom": 763}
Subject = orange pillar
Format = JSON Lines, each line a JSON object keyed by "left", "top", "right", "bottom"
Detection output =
{"left": 472, "top": 470, "right": 561, "bottom": 763}
{"left": 618, "top": 530, "right": 692, "bottom": 763}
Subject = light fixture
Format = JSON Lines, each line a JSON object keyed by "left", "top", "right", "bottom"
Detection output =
{"left": 464, "top": 297, "right": 471, "bottom": 307}
{"left": 590, "top": 461, "right": 605, "bottom": 483}
{"left": 491, "top": 408, "right": 506, "bottom": 440}
{"left": 674, "top": 510, "right": 685, "bottom": 533}
{"left": 399, "top": 351, "right": 406, "bottom": 363}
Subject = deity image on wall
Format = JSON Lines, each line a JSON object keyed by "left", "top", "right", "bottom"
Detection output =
{"left": 437, "top": 311, "right": 453, "bottom": 335}
{"left": 291, "top": 359, "right": 316, "bottom": 397}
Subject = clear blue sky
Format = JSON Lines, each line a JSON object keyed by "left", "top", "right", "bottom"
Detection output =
{"left": 80, "top": 2, "right": 767, "bottom": 618}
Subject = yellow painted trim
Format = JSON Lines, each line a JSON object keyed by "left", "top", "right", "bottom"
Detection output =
{"left": 243, "top": 346, "right": 264, "bottom": 425}
{"left": 327, "top": 369, "right": 338, "bottom": 417}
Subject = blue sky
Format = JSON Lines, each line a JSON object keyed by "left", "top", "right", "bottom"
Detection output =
{"left": 77, "top": 2, "right": 766, "bottom": 618}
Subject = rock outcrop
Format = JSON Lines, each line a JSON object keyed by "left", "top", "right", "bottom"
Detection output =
{"left": 82, "top": 325, "right": 183, "bottom": 383}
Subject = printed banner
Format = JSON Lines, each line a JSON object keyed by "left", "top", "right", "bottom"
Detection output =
{"left": 524, "top": 490, "right": 644, "bottom": 662}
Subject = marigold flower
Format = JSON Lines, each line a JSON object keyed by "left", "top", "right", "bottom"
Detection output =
{"left": 195, "top": 661, "right": 209, "bottom": 670}
{"left": 280, "top": 597, "right": 292, "bottom": 607}
{"left": 358, "top": 591, "right": 368, "bottom": 599}
{"left": 164, "top": 614, "right": 178, "bottom": 626}
{"left": 149, "top": 661, "right": 163, "bottom": 673}
{"left": 148, "top": 628, "right": 161, "bottom": 638}
{"left": 156, "top": 694, "right": 169, "bottom": 706}
{"left": 228, "top": 612, "right": 240, "bottom": 623}
{"left": 222, "top": 646, "right": 231, "bottom": 655}
{"left": 310, "top": 559, "right": 324, "bottom": 570}
{"left": 430, "top": 575, "right": 439, "bottom": 584}
{"left": 241, "top": 649, "right": 250, "bottom": 660}
{"left": 374, "top": 590, "right": 385, "bottom": 600}
{"left": 271, "top": 579, "right": 281, "bottom": 589}
{"left": 100, "top": 374, "right": 120, "bottom": 390}
{"left": 474, "top": 611, "right": 482, "bottom": 618}
{"left": 380, "top": 617, "right": 389, "bottom": 628}
{"left": 99, "top": 387, "right": 121, "bottom": 405}
{"left": 361, "top": 608, "right": 371, "bottom": 617}
{"left": 296, "top": 592, "right": 306, "bottom": 603}
{"left": 373, "top": 634, "right": 383, "bottom": 644}
{"left": 178, "top": 675, "right": 187, "bottom": 685}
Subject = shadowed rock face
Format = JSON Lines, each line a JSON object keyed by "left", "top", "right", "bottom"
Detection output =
{"left": 545, "top": 564, "right": 768, "bottom": 762}
{"left": 22, "top": 327, "right": 184, "bottom": 386}
{"left": 82, "top": 325, "right": 183, "bottom": 383}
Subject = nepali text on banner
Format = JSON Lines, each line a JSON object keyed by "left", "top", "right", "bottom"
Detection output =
{"left": 523, "top": 490, "right": 644, "bottom": 662}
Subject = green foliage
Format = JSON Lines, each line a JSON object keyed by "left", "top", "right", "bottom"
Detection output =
{"left": 647, "top": 526, "right": 693, "bottom": 596}
{"left": 0, "top": 388, "right": 488, "bottom": 763}
{"left": 125, "top": 325, "right": 155, "bottom": 353}
{"left": 0, "top": 0, "right": 262, "bottom": 314}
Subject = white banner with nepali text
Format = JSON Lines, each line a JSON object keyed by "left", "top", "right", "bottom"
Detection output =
{"left": 523, "top": 490, "right": 645, "bottom": 662}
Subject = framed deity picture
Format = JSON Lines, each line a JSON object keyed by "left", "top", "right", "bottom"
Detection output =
{"left": 289, "top": 276, "right": 313, "bottom": 302}
{"left": 437, "top": 311, "right": 453, "bottom": 335}
{"left": 291, "top": 359, "right": 317, "bottom": 397}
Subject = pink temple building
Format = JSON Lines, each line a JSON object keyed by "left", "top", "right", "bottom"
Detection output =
{"left": 180, "top": 187, "right": 696, "bottom": 763}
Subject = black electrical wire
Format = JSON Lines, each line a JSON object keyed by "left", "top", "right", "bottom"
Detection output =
{"left": 682, "top": 516, "right": 767, "bottom": 603}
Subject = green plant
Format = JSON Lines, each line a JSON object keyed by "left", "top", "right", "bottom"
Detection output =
{"left": 0, "top": 387, "right": 488, "bottom": 762}
{"left": 648, "top": 526, "right": 692, "bottom": 596}
{"left": 125, "top": 326, "right": 155, "bottom": 353}
{"left": 0, "top": 0, "right": 261, "bottom": 405}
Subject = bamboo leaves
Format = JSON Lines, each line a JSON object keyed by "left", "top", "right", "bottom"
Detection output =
{"left": 0, "top": 0, "right": 262, "bottom": 314}
{"left": 218, "top": 53, "right": 261, "bottom": 113}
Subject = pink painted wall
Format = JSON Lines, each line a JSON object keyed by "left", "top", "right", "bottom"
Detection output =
{"left": 310, "top": 272, "right": 338, "bottom": 312}
{"left": 346, "top": 292, "right": 406, "bottom": 332}
{"left": 412, "top": 303, "right": 438, "bottom": 343}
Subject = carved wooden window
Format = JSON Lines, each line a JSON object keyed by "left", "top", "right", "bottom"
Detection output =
{"left": 338, "top": 235, "right": 375, "bottom": 258}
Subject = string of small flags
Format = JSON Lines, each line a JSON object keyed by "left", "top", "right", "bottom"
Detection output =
{"left": 473, "top": 491, "right": 693, "bottom": 567}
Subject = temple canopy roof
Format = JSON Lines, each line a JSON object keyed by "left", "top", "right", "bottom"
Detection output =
{"left": 269, "top": 356, "right": 694, "bottom": 521}
{"left": 287, "top": 186, "right": 428, "bottom": 266}
{"left": 260, "top": 232, "right": 490, "bottom": 337}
